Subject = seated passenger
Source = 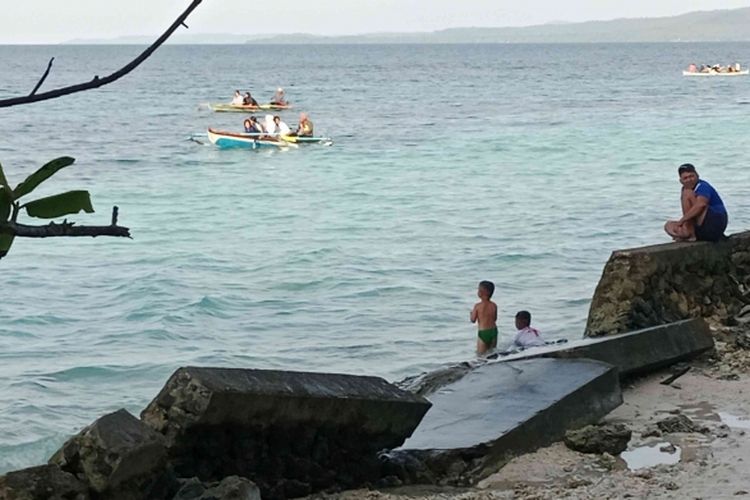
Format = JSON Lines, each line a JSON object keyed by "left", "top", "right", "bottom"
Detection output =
{"left": 512, "top": 310, "right": 546, "bottom": 348}
{"left": 244, "top": 116, "right": 263, "bottom": 134}
{"left": 231, "top": 90, "right": 244, "bottom": 105}
{"left": 687, "top": 63, "right": 697, "bottom": 73}
{"left": 274, "top": 115, "right": 291, "bottom": 136}
{"left": 243, "top": 92, "right": 259, "bottom": 107}
{"left": 270, "top": 87, "right": 288, "bottom": 106}
{"left": 291, "top": 112, "right": 314, "bottom": 137}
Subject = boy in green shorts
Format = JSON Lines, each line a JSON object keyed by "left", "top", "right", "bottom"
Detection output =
{"left": 470, "top": 280, "right": 498, "bottom": 355}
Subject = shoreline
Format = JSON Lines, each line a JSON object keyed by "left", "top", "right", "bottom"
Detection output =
{"left": 309, "top": 336, "right": 750, "bottom": 499}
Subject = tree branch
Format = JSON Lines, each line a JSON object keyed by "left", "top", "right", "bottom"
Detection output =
{"left": 30, "top": 57, "right": 55, "bottom": 96}
{"left": 4, "top": 221, "right": 131, "bottom": 238}
{"left": 2, "top": 207, "right": 131, "bottom": 238}
{"left": 0, "top": 0, "right": 203, "bottom": 108}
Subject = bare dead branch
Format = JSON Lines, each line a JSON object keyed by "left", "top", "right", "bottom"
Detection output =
{"left": 0, "top": 0, "right": 203, "bottom": 108}
{"left": 111, "top": 206, "right": 119, "bottom": 225}
{"left": 30, "top": 57, "right": 55, "bottom": 96}
{"left": 4, "top": 220, "right": 131, "bottom": 238}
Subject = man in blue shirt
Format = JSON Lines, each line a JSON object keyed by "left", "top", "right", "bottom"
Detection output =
{"left": 664, "top": 163, "right": 728, "bottom": 242}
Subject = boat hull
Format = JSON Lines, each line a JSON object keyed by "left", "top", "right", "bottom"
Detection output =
{"left": 683, "top": 70, "right": 749, "bottom": 77}
{"left": 280, "top": 135, "right": 334, "bottom": 145}
{"left": 207, "top": 129, "right": 288, "bottom": 149}
{"left": 209, "top": 103, "right": 293, "bottom": 113}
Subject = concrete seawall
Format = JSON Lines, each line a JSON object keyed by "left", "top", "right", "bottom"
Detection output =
{"left": 585, "top": 231, "right": 750, "bottom": 337}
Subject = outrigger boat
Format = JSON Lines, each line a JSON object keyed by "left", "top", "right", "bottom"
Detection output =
{"left": 207, "top": 128, "right": 294, "bottom": 149}
{"left": 683, "top": 70, "right": 749, "bottom": 76}
{"left": 209, "top": 103, "right": 293, "bottom": 113}
{"left": 280, "top": 135, "right": 334, "bottom": 146}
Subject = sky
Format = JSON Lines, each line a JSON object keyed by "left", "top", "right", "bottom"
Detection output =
{"left": 2, "top": 0, "right": 750, "bottom": 43}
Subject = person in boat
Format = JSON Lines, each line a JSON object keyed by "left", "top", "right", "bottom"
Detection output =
{"left": 243, "top": 116, "right": 264, "bottom": 134}
{"left": 270, "top": 87, "right": 287, "bottom": 106}
{"left": 265, "top": 115, "right": 290, "bottom": 136}
{"left": 273, "top": 115, "right": 291, "bottom": 136}
{"left": 290, "top": 112, "right": 314, "bottom": 137}
{"left": 231, "top": 90, "right": 244, "bottom": 105}
{"left": 242, "top": 92, "right": 259, "bottom": 107}
{"left": 687, "top": 63, "right": 697, "bottom": 73}
{"left": 664, "top": 163, "right": 728, "bottom": 243}
{"left": 511, "top": 310, "right": 546, "bottom": 348}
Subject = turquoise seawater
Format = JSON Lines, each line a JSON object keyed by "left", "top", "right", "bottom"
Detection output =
{"left": 2, "top": 43, "right": 750, "bottom": 471}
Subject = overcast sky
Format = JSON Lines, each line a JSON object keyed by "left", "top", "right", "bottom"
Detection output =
{"left": 2, "top": 0, "right": 750, "bottom": 43}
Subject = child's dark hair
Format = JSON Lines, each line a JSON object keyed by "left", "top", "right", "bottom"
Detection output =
{"left": 479, "top": 280, "right": 495, "bottom": 298}
{"left": 516, "top": 310, "right": 531, "bottom": 325}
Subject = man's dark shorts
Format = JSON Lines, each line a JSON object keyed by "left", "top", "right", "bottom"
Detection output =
{"left": 695, "top": 209, "right": 728, "bottom": 242}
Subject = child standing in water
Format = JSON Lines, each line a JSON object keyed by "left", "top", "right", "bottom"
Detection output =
{"left": 471, "top": 280, "right": 498, "bottom": 355}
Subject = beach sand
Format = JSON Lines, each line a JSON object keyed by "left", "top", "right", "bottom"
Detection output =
{"left": 310, "top": 339, "right": 750, "bottom": 499}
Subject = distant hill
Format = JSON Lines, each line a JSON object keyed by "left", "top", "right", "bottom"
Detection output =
{"left": 249, "top": 8, "right": 750, "bottom": 44}
{"left": 63, "top": 7, "right": 750, "bottom": 45}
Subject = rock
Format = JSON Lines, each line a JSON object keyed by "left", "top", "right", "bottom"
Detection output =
{"left": 0, "top": 464, "right": 89, "bottom": 500}
{"left": 564, "top": 423, "right": 631, "bottom": 455}
{"left": 663, "top": 480, "right": 680, "bottom": 491}
{"left": 641, "top": 425, "right": 662, "bottom": 438}
{"left": 656, "top": 414, "right": 708, "bottom": 434}
{"left": 172, "top": 476, "right": 261, "bottom": 500}
{"left": 660, "top": 443, "right": 677, "bottom": 453}
{"left": 141, "top": 367, "right": 430, "bottom": 499}
{"left": 50, "top": 408, "right": 167, "bottom": 498}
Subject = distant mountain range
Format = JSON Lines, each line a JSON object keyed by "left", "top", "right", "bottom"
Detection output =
{"left": 64, "top": 7, "right": 750, "bottom": 45}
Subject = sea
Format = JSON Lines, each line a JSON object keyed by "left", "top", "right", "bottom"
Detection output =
{"left": 1, "top": 43, "right": 750, "bottom": 472}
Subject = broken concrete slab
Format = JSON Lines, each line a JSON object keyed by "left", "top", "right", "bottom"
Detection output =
{"left": 390, "top": 358, "right": 621, "bottom": 483}
{"left": 141, "top": 367, "right": 431, "bottom": 499}
{"left": 494, "top": 318, "right": 714, "bottom": 377}
{"left": 50, "top": 408, "right": 168, "bottom": 498}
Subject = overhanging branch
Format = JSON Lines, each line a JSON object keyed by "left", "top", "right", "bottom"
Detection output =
{"left": 2, "top": 207, "right": 131, "bottom": 238}
{"left": 0, "top": 0, "right": 203, "bottom": 108}
{"left": 4, "top": 221, "right": 131, "bottom": 238}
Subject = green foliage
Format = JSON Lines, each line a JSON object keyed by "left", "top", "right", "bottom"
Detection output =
{"left": 0, "top": 233, "right": 14, "bottom": 257}
{"left": 13, "top": 156, "right": 75, "bottom": 200}
{"left": 0, "top": 188, "right": 10, "bottom": 222}
{"left": 0, "top": 156, "right": 101, "bottom": 261}
{"left": 23, "top": 190, "right": 94, "bottom": 219}
{"left": 0, "top": 161, "right": 11, "bottom": 193}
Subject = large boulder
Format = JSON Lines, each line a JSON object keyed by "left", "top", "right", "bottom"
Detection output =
{"left": 564, "top": 423, "right": 632, "bottom": 455}
{"left": 172, "top": 476, "right": 261, "bottom": 500}
{"left": 0, "top": 464, "right": 88, "bottom": 500}
{"left": 141, "top": 367, "right": 431, "bottom": 499}
{"left": 50, "top": 408, "right": 168, "bottom": 499}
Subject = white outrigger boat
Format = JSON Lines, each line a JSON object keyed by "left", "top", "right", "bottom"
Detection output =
{"left": 683, "top": 70, "right": 749, "bottom": 76}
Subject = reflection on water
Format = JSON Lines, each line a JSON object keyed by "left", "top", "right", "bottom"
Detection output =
{"left": 621, "top": 441, "right": 681, "bottom": 470}
{"left": 719, "top": 412, "right": 750, "bottom": 430}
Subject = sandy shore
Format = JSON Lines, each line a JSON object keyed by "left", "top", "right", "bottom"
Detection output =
{"left": 310, "top": 340, "right": 750, "bottom": 499}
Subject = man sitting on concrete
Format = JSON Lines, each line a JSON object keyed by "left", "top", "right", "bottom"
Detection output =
{"left": 664, "top": 163, "right": 728, "bottom": 242}
{"left": 512, "top": 310, "right": 546, "bottom": 348}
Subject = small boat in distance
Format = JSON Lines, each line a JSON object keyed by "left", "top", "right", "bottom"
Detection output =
{"left": 683, "top": 70, "right": 749, "bottom": 77}
{"left": 209, "top": 103, "right": 293, "bottom": 113}
{"left": 207, "top": 128, "right": 294, "bottom": 149}
{"left": 683, "top": 62, "right": 748, "bottom": 76}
